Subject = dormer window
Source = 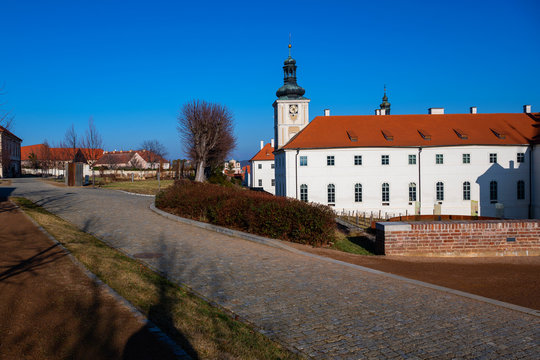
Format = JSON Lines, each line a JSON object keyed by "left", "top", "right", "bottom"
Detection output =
{"left": 418, "top": 129, "right": 431, "bottom": 140}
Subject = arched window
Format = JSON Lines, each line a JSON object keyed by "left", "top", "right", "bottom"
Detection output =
{"left": 517, "top": 180, "right": 525, "bottom": 200}
{"left": 300, "top": 184, "right": 308, "bottom": 202}
{"left": 354, "top": 183, "right": 362, "bottom": 202}
{"left": 490, "top": 181, "right": 498, "bottom": 202}
{"left": 382, "top": 183, "right": 390, "bottom": 202}
{"left": 327, "top": 184, "right": 335, "bottom": 204}
{"left": 408, "top": 182, "right": 417, "bottom": 202}
{"left": 463, "top": 181, "right": 471, "bottom": 200}
{"left": 436, "top": 182, "right": 444, "bottom": 201}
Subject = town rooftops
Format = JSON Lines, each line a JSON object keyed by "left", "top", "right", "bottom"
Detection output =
{"left": 281, "top": 112, "right": 540, "bottom": 149}
{"left": 250, "top": 143, "right": 275, "bottom": 161}
{"left": 21, "top": 145, "right": 103, "bottom": 161}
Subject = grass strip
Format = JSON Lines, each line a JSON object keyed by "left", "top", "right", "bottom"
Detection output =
{"left": 331, "top": 233, "right": 374, "bottom": 255}
{"left": 12, "top": 197, "right": 302, "bottom": 360}
{"left": 101, "top": 179, "right": 174, "bottom": 195}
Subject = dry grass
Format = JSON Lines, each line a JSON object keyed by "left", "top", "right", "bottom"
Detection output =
{"left": 101, "top": 179, "right": 174, "bottom": 195}
{"left": 13, "top": 197, "right": 302, "bottom": 360}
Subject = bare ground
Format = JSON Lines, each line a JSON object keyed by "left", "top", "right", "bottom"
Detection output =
{"left": 0, "top": 200, "right": 177, "bottom": 360}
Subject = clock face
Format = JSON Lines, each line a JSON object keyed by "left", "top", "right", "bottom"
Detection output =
{"left": 289, "top": 104, "right": 298, "bottom": 119}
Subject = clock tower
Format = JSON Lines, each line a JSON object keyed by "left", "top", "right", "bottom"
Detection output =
{"left": 273, "top": 44, "right": 310, "bottom": 149}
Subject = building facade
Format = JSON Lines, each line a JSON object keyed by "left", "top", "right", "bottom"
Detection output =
{"left": 0, "top": 126, "right": 22, "bottom": 178}
{"left": 249, "top": 140, "right": 275, "bottom": 194}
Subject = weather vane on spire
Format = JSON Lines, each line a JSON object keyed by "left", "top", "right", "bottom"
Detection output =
{"left": 288, "top": 33, "right": 292, "bottom": 57}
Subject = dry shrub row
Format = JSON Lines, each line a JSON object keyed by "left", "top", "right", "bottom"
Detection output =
{"left": 155, "top": 180, "right": 336, "bottom": 246}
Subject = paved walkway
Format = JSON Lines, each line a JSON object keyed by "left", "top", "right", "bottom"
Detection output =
{"left": 11, "top": 178, "right": 540, "bottom": 359}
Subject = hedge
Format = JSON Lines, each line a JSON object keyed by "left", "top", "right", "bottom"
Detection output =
{"left": 155, "top": 180, "right": 336, "bottom": 246}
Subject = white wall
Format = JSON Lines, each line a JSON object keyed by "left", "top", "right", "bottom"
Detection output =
{"left": 250, "top": 159, "right": 275, "bottom": 195}
{"left": 276, "top": 145, "right": 532, "bottom": 219}
{"left": 533, "top": 145, "right": 540, "bottom": 219}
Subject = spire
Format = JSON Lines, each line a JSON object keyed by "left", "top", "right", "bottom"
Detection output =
{"left": 380, "top": 85, "right": 391, "bottom": 115}
{"left": 276, "top": 41, "right": 306, "bottom": 100}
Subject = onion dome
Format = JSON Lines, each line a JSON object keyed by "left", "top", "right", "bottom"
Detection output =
{"left": 276, "top": 44, "right": 306, "bottom": 100}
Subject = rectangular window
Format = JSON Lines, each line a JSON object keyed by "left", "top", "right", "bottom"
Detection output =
{"left": 517, "top": 180, "right": 525, "bottom": 200}
{"left": 271, "top": 163, "right": 275, "bottom": 169}
{"left": 463, "top": 182, "right": 471, "bottom": 200}
{"left": 327, "top": 184, "right": 335, "bottom": 204}
{"left": 517, "top": 153, "right": 525, "bottom": 163}
{"left": 258, "top": 164, "right": 262, "bottom": 169}
{"left": 463, "top": 154, "right": 470, "bottom": 164}
{"left": 382, "top": 183, "right": 390, "bottom": 202}
{"left": 490, "top": 181, "right": 498, "bottom": 202}
{"left": 327, "top": 155, "right": 335, "bottom": 166}
{"left": 408, "top": 183, "right": 417, "bottom": 202}
{"left": 489, "top": 153, "right": 497, "bottom": 164}
{"left": 354, "top": 155, "right": 362, "bottom": 165}
{"left": 258, "top": 179, "right": 262, "bottom": 187}
{"left": 436, "top": 182, "right": 444, "bottom": 201}
{"left": 408, "top": 154, "right": 416, "bottom": 165}
{"left": 271, "top": 179, "right": 275, "bottom": 186}
{"left": 381, "top": 155, "right": 389, "bottom": 165}
{"left": 299, "top": 156, "right": 307, "bottom": 166}
{"left": 300, "top": 184, "right": 308, "bottom": 202}
{"left": 436, "top": 154, "right": 444, "bottom": 164}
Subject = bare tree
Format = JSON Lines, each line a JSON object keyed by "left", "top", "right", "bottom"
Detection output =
{"left": 81, "top": 117, "right": 103, "bottom": 165}
{"left": 39, "top": 140, "right": 52, "bottom": 176}
{"left": 0, "top": 84, "right": 15, "bottom": 130}
{"left": 140, "top": 139, "right": 168, "bottom": 170}
{"left": 177, "top": 100, "right": 236, "bottom": 182}
{"left": 63, "top": 124, "right": 79, "bottom": 149}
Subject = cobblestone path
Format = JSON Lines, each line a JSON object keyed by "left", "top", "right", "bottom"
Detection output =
{"left": 11, "top": 179, "right": 540, "bottom": 359}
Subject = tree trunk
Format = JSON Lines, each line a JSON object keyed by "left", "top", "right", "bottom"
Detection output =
{"left": 195, "top": 160, "right": 206, "bottom": 182}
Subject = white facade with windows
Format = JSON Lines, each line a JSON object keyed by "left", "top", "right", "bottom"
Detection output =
{"left": 276, "top": 144, "right": 534, "bottom": 218}
{"left": 249, "top": 141, "right": 275, "bottom": 195}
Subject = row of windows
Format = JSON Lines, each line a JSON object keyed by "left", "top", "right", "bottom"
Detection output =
{"left": 257, "top": 179, "right": 276, "bottom": 187}
{"left": 297, "top": 152, "right": 526, "bottom": 167}
{"left": 298, "top": 181, "right": 527, "bottom": 204}
{"left": 257, "top": 163, "right": 275, "bottom": 170}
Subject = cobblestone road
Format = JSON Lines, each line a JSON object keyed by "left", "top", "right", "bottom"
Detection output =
{"left": 10, "top": 179, "right": 540, "bottom": 359}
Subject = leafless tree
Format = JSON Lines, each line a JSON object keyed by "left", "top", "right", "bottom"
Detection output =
{"left": 63, "top": 124, "right": 79, "bottom": 150}
{"left": 39, "top": 140, "right": 53, "bottom": 176}
{"left": 140, "top": 139, "right": 168, "bottom": 170}
{"left": 177, "top": 100, "right": 236, "bottom": 182}
{"left": 0, "top": 84, "right": 15, "bottom": 130}
{"left": 81, "top": 117, "right": 103, "bottom": 165}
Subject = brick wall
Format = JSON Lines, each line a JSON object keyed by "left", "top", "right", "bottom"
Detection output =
{"left": 376, "top": 220, "right": 540, "bottom": 256}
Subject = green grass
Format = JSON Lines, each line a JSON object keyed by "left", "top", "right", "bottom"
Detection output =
{"left": 331, "top": 233, "right": 374, "bottom": 255}
{"left": 101, "top": 179, "right": 174, "bottom": 195}
{"left": 13, "top": 197, "right": 302, "bottom": 360}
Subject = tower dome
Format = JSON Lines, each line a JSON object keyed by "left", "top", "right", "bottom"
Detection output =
{"left": 276, "top": 44, "right": 306, "bottom": 99}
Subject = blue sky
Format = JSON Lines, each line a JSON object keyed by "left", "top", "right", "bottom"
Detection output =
{"left": 1, "top": 0, "right": 539, "bottom": 160}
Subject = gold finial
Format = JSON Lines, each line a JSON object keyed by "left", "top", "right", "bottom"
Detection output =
{"left": 288, "top": 33, "right": 292, "bottom": 56}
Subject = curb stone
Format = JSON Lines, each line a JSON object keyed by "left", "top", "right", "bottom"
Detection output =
{"left": 14, "top": 200, "right": 192, "bottom": 360}
{"left": 150, "top": 203, "right": 540, "bottom": 318}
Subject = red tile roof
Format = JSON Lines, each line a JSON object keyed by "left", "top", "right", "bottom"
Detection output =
{"left": 282, "top": 113, "right": 540, "bottom": 149}
{"left": 21, "top": 145, "right": 104, "bottom": 161}
{"left": 250, "top": 143, "right": 275, "bottom": 161}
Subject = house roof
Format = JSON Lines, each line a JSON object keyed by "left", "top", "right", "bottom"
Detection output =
{"left": 0, "top": 126, "right": 22, "bottom": 142}
{"left": 21, "top": 145, "right": 104, "bottom": 161}
{"left": 282, "top": 112, "right": 540, "bottom": 150}
{"left": 250, "top": 143, "right": 275, "bottom": 161}
{"left": 94, "top": 152, "right": 134, "bottom": 165}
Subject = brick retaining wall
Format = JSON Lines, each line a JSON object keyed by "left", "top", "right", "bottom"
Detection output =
{"left": 376, "top": 220, "right": 540, "bottom": 256}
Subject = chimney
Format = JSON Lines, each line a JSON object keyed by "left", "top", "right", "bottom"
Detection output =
{"left": 428, "top": 108, "right": 444, "bottom": 114}
{"left": 375, "top": 109, "right": 381, "bottom": 115}
{"left": 523, "top": 104, "right": 531, "bottom": 113}
{"left": 324, "top": 109, "right": 330, "bottom": 116}
{"left": 470, "top": 106, "right": 477, "bottom": 114}
{"left": 260, "top": 140, "right": 264, "bottom": 150}
{"left": 271, "top": 138, "right": 274, "bottom": 148}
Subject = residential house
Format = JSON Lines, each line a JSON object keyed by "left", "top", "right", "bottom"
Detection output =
{"left": 0, "top": 126, "right": 22, "bottom": 177}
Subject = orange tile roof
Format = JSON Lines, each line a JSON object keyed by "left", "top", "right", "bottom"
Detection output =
{"left": 250, "top": 143, "right": 275, "bottom": 161}
{"left": 21, "top": 145, "right": 104, "bottom": 161}
{"left": 282, "top": 113, "right": 540, "bottom": 149}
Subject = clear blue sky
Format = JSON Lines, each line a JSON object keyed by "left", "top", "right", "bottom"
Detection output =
{"left": 1, "top": 0, "right": 539, "bottom": 160}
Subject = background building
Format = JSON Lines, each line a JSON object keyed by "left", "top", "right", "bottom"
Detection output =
{"left": 0, "top": 126, "right": 22, "bottom": 178}
{"left": 249, "top": 140, "right": 275, "bottom": 194}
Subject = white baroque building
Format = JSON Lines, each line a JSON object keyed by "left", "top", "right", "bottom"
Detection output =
{"left": 249, "top": 140, "right": 275, "bottom": 194}
{"left": 248, "top": 45, "right": 540, "bottom": 219}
